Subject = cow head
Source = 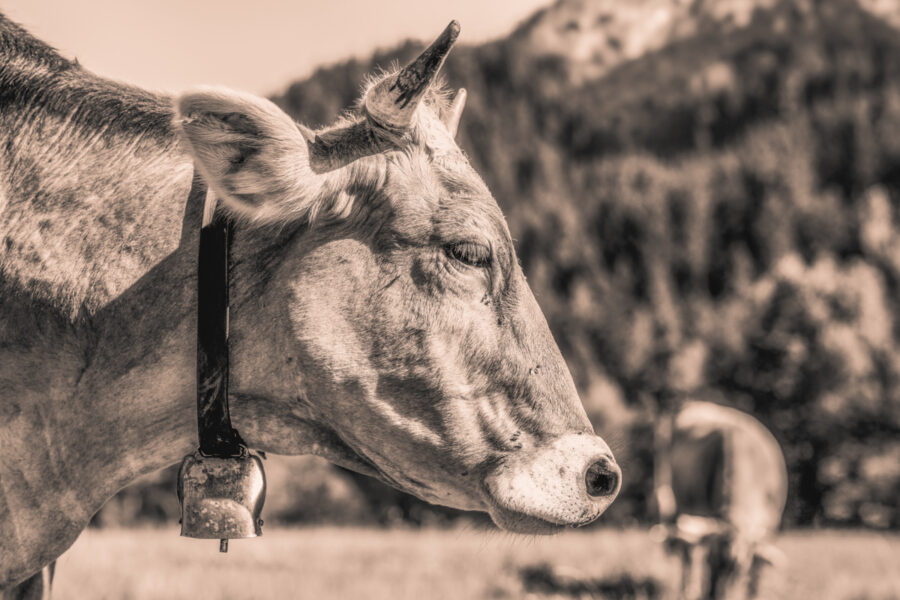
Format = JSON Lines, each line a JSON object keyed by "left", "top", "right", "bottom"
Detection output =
{"left": 175, "top": 22, "right": 620, "bottom": 534}
{"left": 665, "top": 516, "right": 783, "bottom": 599}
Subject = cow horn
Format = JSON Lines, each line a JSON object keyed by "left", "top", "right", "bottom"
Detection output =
{"left": 444, "top": 88, "right": 466, "bottom": 137}
{"left": 365, "top": 20, "right": 460, "bottom": 131}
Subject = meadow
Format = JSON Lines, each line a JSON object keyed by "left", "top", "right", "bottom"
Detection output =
{"left": 53, "top": 526, "right": 900, "bottom": 599}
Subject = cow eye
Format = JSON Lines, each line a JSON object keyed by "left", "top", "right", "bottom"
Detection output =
{"left": 445, "top": 241, "right": 491, "bottom": 268}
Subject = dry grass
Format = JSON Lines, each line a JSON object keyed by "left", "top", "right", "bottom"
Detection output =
{"left": 52, "top": 527, "right": 900, "bottom": 599}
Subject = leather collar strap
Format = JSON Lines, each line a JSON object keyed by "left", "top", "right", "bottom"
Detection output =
{"left": 196, "top": 197, "right": 246, "bottom": 458}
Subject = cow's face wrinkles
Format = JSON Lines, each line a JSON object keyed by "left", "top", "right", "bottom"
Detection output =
{"left": 219, "top": 104, "right": 620, "bottom": 534}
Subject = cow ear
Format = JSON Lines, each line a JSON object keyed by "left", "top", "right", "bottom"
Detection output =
{"left": 176, "top": 87, "right": 319, "bottom": 223}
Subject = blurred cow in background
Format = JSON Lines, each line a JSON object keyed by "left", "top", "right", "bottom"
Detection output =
{"left": 654, "top": 401, "right": 788, "bottom": 600}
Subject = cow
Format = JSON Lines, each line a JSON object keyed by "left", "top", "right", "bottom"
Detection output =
{"left": 653, "top": 401, "right": 788, "bottom": 600}
{"left": 0, "top": 15, "right": 622, "bottom": 595}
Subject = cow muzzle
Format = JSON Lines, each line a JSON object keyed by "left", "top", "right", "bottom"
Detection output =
{"left": 483, "top": 432, "right": 621, "bottom": 534}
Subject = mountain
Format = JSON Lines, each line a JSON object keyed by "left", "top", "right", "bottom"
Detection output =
{"left": 510, "top": 0, "right": 900, "bottom": 82}
{"left": 508, "top": 0, "right": 784, "bottom": 81}
{"left": 859, "top": 0, "right": 900, "bottom": 28}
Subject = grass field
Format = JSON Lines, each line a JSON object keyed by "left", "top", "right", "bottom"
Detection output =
{"left": 52, "top": 527, "right": 900, "bottom": 599}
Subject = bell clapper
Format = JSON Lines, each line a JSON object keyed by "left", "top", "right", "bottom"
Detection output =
{"left": 220, "top": 539, "right": 229, "bottom": 553}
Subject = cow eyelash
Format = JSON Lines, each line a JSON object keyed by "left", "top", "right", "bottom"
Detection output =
{"left": 445, "top": 241, "right": 492, "bottom": 268}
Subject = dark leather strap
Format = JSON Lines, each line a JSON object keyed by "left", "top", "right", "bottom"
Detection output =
{"left": 196, "top": 208, "right": 246, "bottom": 457}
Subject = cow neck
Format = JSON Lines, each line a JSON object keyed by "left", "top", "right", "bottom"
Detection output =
{"left": 195, "top": 198, "right": 246, "bottom": 457}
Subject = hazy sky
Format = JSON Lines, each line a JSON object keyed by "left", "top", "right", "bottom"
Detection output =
{"left": 2, "top": 0, "right": 548, "bottom": 95}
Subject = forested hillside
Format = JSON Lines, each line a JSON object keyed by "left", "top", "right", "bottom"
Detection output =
{"left": 99, "top": 0, "right": 900, "bottom": 530}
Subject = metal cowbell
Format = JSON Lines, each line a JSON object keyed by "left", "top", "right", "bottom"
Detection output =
{"left": 177, "top": 450, "right": 266, "bottom": 544}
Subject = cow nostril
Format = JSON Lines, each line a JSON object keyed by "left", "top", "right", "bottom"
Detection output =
{"left": 585, "top": 457, "right": 619, "bottom": 498}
